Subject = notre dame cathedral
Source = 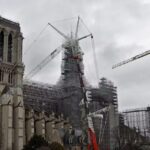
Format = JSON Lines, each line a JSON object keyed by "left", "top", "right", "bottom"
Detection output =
{"left": 0, "top": 16, "right": 118, "bottom": 150}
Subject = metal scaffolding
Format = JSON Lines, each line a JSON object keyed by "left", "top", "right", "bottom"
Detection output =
{"left": 121, "top": 107, "right": 150, "bottom": 141}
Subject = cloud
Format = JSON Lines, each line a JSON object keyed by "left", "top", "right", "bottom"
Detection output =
{"left": 1, "top": 0, "right": 150, "bottom": 110}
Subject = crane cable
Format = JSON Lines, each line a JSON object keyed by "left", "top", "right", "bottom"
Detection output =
{"left": 99, "top": 111, "right": 109, "bottom": 144}
{"left": 80, "top": 18, "right": 100, "bottom": 85}
{"left": 23, "top": 24, "right": 49, "bottom": 56}
{"left": 23, "top": 17, "right": 77, "bottom": 56}
{"left": 51, "top": 16, "right": 76, "bottom": 24}
{"left": 80, "top": 17, "right": 91, "bottom": 34}
{"left": 91, "top": 36, "right": 99, "bottom": 85}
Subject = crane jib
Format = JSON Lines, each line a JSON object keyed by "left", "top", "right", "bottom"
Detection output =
{"left": 112, "top": 49, "right": 150, "bottom": 69}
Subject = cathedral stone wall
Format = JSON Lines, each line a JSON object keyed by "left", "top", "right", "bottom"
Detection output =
{"left": 0, "top": 16, "right": 24, "bottom": 150}
{"left": 25, "top": 109, "right": 70, "bottom": 145}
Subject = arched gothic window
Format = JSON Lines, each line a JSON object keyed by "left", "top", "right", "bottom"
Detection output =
{"left": 8, "top": 73, "right": 13, "bottom": 84}
{"left": 0, "top": 31, "right": 4, "bottom": 61}
{"left": 8, "top": 33, "right": 12, "bottom": 62}
{"left": 0, "top": 69, "right": 3, "bottom": 82}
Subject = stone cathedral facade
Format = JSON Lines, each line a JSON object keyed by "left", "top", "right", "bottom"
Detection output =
{"left": 0, "top": 17, "right": 25, "bottom": 150}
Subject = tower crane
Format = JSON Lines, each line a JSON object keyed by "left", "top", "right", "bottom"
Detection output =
{"left": 25, "top": 16, "right": 92, "bottom": 79}
{"left": 112, "top": 49, "right": 150, "bottom": 69}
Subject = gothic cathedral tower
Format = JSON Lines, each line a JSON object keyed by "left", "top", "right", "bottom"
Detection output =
{"left": 0, "top": 17, "right": 24, "bottom": 150}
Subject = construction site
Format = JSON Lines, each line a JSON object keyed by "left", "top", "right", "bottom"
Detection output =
{"left": 0, "top": 15, "right": 150, "bottom": 150}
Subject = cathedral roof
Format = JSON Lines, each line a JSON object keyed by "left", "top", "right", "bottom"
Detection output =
{"left": 0, "top": 16, "right": 20, "bottom": 31}
{"left": 23, "top": 80, "right": 63, "bottom": 113}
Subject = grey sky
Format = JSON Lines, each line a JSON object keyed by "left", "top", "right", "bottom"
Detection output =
{"left": 1, "top": 0, "right": 150, "bottom": 110}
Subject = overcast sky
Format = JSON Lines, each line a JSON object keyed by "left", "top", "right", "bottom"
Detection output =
{"left": 1, "top": 0, "right": 150, "bottom": 111}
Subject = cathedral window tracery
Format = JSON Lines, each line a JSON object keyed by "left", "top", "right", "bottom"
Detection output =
{"left": 8, "top": 72, "right": 13, "bottom": 84}
{"left": 0, "top": 31, "right": 4, "bottom": 61}
{"left": 0, "top": 69, "right": 3, "bottom": 82}
{"left": 8, "top": 33, "right": 12, "bottom": 62}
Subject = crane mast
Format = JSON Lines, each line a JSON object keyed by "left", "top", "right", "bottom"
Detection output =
{"left": 73, "top": 46, "right": 99, "bottom": 150}
{"left": 112, "top": 49, "right": 150, "bottom": 69}
{"left": 47, "top": 17, "right": 99, "bottom": 150}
